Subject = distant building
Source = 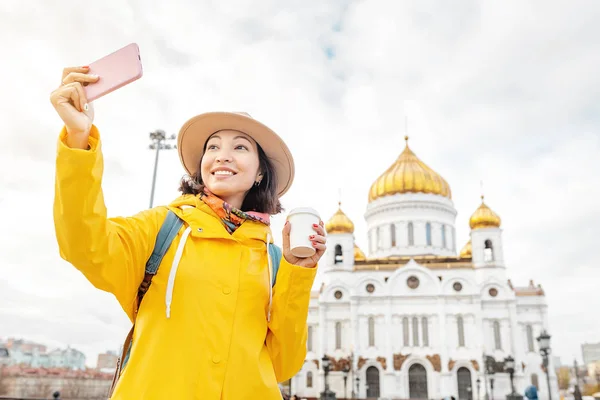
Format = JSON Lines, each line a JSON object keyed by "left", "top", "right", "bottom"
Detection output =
{"left": 582, "top": 343, "right": 600, "bottom": 365}
{"left": 97, "top": 351, "right": 118, "bottom": 371}
{"left": 0, "top": 345, "right": 9, "bottom": 366}
{"left": 1, "top": 338, "right": 85, "bottom": 370}
{"left": 47, "top": 347, "right": 86, "bottom": 370}
{"left": 553, "top": 356, "right": 562, "bottom": 369}
{"left": 4, "top": 339, "right": 47, "bottom": 354}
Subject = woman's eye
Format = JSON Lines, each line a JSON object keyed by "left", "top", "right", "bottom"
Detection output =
{"left": 235, "top": 145, "right": 248, "bottom": 150}
{"left": 207, "top": 144, "right": 218, "bottom": 150}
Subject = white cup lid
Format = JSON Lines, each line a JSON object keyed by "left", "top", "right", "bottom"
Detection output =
{"left": 286, "top": 207, "right": 320, "bottom": 219}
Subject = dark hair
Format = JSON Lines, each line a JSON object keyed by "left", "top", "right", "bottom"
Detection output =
{"left": 179, "top": 142, "right": 282, "bottom": 215}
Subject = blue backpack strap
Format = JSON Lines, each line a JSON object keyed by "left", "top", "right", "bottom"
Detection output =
{"left": 145, "top": 210, "right": 184, "bottom": 275}
{"left": 268, "top": 243, "right": 282, "bottom": 287}
{"left": 120, "top": 210, "right": 183, "bottom": 375}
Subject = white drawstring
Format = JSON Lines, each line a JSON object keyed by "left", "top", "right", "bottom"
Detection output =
{"left": 266, "top": 233, "right": 273, "bottom": 322}
{"left": 165, "top": 226, "right": 192, "bottom": 319}
{"left": 163, "top": 211, "right": 274, "bottom": 321}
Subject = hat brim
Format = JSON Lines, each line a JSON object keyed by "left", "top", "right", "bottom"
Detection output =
{"left": 177, "top": 112, "right": 295, "bottom": 197}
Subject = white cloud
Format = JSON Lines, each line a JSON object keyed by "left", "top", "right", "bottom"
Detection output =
{"left": 0, "top": 0, "right": 599, "bottom": 366}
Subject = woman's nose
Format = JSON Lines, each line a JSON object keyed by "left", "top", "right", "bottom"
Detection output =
{"left": 215, "top": 151, "right": 232, "bottom": 163}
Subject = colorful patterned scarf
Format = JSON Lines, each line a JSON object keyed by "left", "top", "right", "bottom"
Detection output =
{"left": 199, "top": 189, "right": 270, "bottom": 234}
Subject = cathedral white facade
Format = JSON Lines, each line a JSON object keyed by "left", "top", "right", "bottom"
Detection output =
{"left": 289, "top": 138, "right": 558, "bottom": 400}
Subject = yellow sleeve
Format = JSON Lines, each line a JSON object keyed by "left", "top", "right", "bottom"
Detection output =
{"left": 265, "top": 258, "right": 317, "bottom": 382}
{"left": 53, "top": 125, "right": 166, "bottom": 321}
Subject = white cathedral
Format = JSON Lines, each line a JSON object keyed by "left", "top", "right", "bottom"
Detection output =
{"left": 289, "top": 138, "right": 558, "bottom": 400}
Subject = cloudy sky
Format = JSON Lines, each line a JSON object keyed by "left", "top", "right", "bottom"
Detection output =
{"left": 1, "top": 0, "right": 599, "bottom": 368}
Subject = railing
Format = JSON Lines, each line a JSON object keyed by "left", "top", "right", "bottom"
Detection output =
{"left": 0, "top": 393, "right": 60, "bottom": 400}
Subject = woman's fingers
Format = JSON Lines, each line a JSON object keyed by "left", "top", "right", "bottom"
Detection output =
{"left": 62, "top": 71, "right": 99, "bottom": 86}
{"left": 61, "top": 66, "right": 90, "bottom": 82}
{"left": 309, "top": 234, "right": 326, "bottom": 244}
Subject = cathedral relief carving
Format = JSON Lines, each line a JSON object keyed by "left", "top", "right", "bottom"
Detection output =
{"left": 427, "top": 354, "right": 442, "bottom": 372}
{"left": 313, "top": 359, "right": 319, "bottom": 369}
{"left": 358, "top": 357, "right": 368, "bottom": 370}
{"left": 377, "top": 356, "right": 387, "bottom": 370}
{"left": 329, "top": 356, "right": 352, "bottom": 372}
{"left": 471, "top": 360, "right": 480, "bottom": 371}
{"left": 393, "top": 353, "right": 410, "bottom": 371}
{"left": 448, "top": 359, "right": 456, "bottom": 371}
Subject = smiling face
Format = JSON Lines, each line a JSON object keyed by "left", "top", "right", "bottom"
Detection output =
{"left": 200, "top": 130, "right": 262, "bottom": 209}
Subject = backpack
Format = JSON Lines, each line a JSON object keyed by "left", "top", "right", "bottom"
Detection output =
{"left": 108, "top": 210, "right": 282, "bottom": 396}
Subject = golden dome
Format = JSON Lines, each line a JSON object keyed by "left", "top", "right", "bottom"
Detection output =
{"left": 459, "top": 240, "right": 472, "bottom": 258}
{"left": 368, "top": 136, "right": 452, "bottom": 202}
{"left": 354, "top": 244, "right": 366, "bottom": 261}
{"left": 325, "top": 203, "right": 354, "bottom": 234}
{"left": 469, "top": 195, "right": 501, "bottom": 230}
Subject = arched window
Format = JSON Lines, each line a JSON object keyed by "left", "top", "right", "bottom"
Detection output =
{"left": 527, "top": 325, "right": 535, "bottom": 352}
{"left": 334, "top": 244, "right": 343, "bottom": 264}
{"left": 452, "top": 227, "right": 456, "bottom": 251}
{"left": 408, "top": 223, "right": 414, "bottom": 246}
{"left": 368, "top": 317, "right": 375, "bottom": 347}
{"left": 484, "top": 239, "right": 494, "bottom": 262}
{"left": 426, "top": 222, "right": 432, "bottom": 246}
{"left": 442, "top": 225, "right": 447, "bottom": 248}
{"left": 307, "top": 325, "right": 313, "bottom": 352}
{"left": 412, "top": 317, "right": 419, "bottom": 347}
{"left": 422, "top": 317, "right": 429, "bottom": 347}
{"left": 403, "top": 317, "right": 410, "bottom": 347}
{"left": 391, "top": 224, "right": 396, "bottom": 247}
{"left": 335, "top": 321, "right": 342, "bottom": 349}
{"left": 531, "top": 373, "right": 539, "bottom": 389}
{"left": 457, "top": 316, "right": 465, "bottom": 347}
{"left": 306, "top": 371, "right": 313, "bottom": 388}
{"left": 493, "top": 321, "right": 502, "bottom": 350}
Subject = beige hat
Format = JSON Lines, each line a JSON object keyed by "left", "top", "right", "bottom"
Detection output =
{"left": 177, "top": 112, "right": 295, "bottom": 197}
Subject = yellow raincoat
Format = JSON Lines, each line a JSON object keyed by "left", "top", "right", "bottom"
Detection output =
{"left": 53, "top": 127, "right": 316, "bottom": 399}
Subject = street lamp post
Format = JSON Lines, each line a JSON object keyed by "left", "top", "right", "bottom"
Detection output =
{"left": 485, "top": 356, "right": 496, "bottom": 400}
{"left": 321, "top": 355, "right": 336, "bottom": 400}
{"left": 343, "top": 364, "right": 350, "bottom": 400}
{"left": 148, "top": 129, "right": 176, "bottom": 209}
{"left": 504, "top": 356, "right": 523, "bottom": 400}
{"left": 572, "top": 359, "right": 583, "bottom": 400}
{"left": 536, "top": 331, "right": 553, "bottom": 400}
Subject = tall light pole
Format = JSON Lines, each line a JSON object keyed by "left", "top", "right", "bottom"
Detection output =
{"left": 343, "top": 364, "right": 350, "bottom": 400}
{"left": 148, "top": 130, "right": 176, "bottom": 208}
{"left": 485, "top": 355, "right": 496, "bottom": 400}
{"left": 536, "top": 331, "right": 553, "bottom": 400}
{"left": 321, "top": 355, "right": 336, "bottom": 400}
{"left": 572, "top": 359, "right": 582, "bottom": 400}
{"left": 504, "top": 356, "right": 523, "bottom": 400}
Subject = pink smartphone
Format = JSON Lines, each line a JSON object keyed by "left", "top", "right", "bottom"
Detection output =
{"left": 84, "top": 43, "right": 143, "bottom": 102}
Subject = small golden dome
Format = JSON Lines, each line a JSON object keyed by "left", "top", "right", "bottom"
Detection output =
{"left": 325, "top": 203, "right": 355, "bottom": 234}
{"left": 469, "top": 196, "right": 501, "bottom": 230}
{"left": 354, "top": 243, "right": 366, "bottom": 261}
{"left": 369, "top": 136, "right": 451, "bottom": 202}
{"left": 459, "top": 240, "right": 472, "bottom": 258}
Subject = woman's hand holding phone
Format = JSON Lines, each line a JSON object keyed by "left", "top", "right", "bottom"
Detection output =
{"left": 50, "top": 67, "right": 99, "bottom": 149}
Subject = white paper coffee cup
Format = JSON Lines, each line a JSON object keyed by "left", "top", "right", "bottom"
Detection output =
{"left": 286, "top": 207, "right": 321, "bottom": 258}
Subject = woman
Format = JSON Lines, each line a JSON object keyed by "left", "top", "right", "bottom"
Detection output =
{"left": 50, "top": 66, "right": 326, "bottom": 399}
